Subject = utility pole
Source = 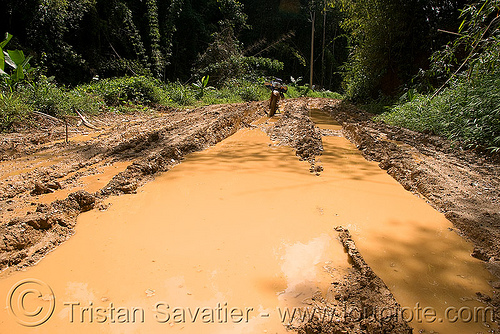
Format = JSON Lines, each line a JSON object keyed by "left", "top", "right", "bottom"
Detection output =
{"left": 321, "top": 0, "right": 327, "bottom": 88}
{"left": 309, "top": 10, "right": 316, "bottom": 89}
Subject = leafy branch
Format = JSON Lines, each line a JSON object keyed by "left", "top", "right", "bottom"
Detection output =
{"left": 0, "top": 33, "right": 34, "bottom": 91}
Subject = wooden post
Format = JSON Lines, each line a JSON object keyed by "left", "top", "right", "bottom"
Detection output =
{"left": 65, "top": 118, "right": 69, "bottom": 144}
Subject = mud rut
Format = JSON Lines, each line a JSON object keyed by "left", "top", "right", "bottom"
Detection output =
{"left": 0, "top": 98, "right": 499, "bottom": 333}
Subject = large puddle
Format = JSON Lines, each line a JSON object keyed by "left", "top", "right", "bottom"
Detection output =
{"left": 0, "top": 110, "right": 496, "bottom": 333}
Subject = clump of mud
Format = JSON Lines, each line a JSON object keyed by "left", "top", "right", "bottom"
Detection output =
{"left": 0, "top": 190, "right": 96, "bottom": 268}
{"left": 291, "top": 227, "right": 413, "bottom": 334}
{"left": 263, "top": 99, "right": 324, "bottom": 171}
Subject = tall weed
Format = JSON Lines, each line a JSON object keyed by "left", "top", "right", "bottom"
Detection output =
{"left": 377, "top": 71, "right": 500, "bottom": 152}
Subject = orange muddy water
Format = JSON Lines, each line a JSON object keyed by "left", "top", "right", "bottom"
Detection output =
{"left": 0, "top": 111, "right": 496, "bottom": 334}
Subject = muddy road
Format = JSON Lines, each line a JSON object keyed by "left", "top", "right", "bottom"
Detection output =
{"left": 0, "top": 98, "right": 499, "bottom": 333}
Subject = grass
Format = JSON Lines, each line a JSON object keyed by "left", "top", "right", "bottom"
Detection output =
{"left": 0, "top": 92, "right": 31, "bottom": 131}
{"left": 376, "top": 71, "right": 500, "bottom": 152}
{"left": 18, "top": 76, "right": 104, "bottom": 117}
{"left": 286, "top": 85, "right": 343, "bottom": 99}
{"left": 0, "top": 75, "right": 344, "bottom": 132}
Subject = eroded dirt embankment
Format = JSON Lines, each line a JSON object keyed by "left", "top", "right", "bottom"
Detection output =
{"left": 0, "top": 102, "right": 267, "bottom": 271}
{"left": 317, "top": 100, "right": 500, "bottom": 261}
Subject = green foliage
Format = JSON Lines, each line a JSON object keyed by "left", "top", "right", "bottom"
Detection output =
{"left": 19, "top": 76, "right": 103, "bottom": 117}
{"left": 2, "top": 0, "right": 348, "bottom": 90}
{"left": 338, "top": 0, "right": 406, "bottom": 99}
{"left": 286, "top": 76, "right": 342, "bottom": 99}
{"left": 20, "top": 76, "right": 72, "bottom": 116}
{"left": 110, "top": 2, "right": 149, "bottom": 70}
{"left": 307, "top": 90, "right": 343, "bottom": 99}
{"left": 79, "top": 76, "right": 270, "bottom": 108}
{"left": 27, "top": 0, "right": 95, "bottom": 83}
{"left": 194, "top": 26, "right": 284, "bottom": 86}
{"left": 145, "top": 0, "right": 165, "bottom": 79}
{"left": 287, "top": 85, "right": 342, "bottom": 99}
{"left": 359, "top": 98, "right": 394, "bottom": 115}
{"left": 241, "top": 0, "right": 348, "bottom": 91}
{"left": 197, "top": 55, "right": 283, "bottom": 85}
{"left": 0, "top": 33, "right": 34, "bottom": 91}
{"left": 0, "top": 33, "right": 14, "bottom": 73}
{"left": 377, "top": 71, "right": 500, "bottom": 152}
{"left": 67, "top": 87, "right": 103, "bottom": 115}
{"left": 192, "top": 75, "right": 211, "bottom": 99}
{"left": 429, "top": 0, "right": 499, "bottom": 89}
{"left": 224, "top": 78, "right": 269, "bottom": 102}
{"left": 217, "top": 0, "right": 249, "bottom": 31}
{"left": 164, "top": 81, "right": 196, "bottom": 106}
{"left": 80, "top": 76, "right": 165, "bottom": 106}
{"left": 338, "top": 0, "right": 468, "bottom": 100}
{"left": 180, "top": 78, "right": 268, "bottom": 106}
{"left": 0, "top": 92, "right": 31, "bottom": 131}
{"left": 382, "top": 0, "right": 500, "bottom": 153}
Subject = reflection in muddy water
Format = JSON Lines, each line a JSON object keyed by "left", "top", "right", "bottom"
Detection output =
{"left": 279, "top": 234, "right": 339, "bottom": 306}
{"left": 0, "top": 110, "right": 496, "bottom": 334}
{"left": 308, "top": 109, "right": 342, "bottom": 131}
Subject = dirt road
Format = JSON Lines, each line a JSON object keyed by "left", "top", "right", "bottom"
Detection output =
{"left": 0, "top": 98, "right": 499, "bottom": 333}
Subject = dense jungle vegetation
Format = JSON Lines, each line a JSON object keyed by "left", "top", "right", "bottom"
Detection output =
{"left": 0, "top": 0, "right": 498, "bottom": 152}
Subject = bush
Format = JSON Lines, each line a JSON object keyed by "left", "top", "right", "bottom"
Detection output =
{"left": 163, "top": 81, "right": 196, "bottom": 106}
{"left": 0, "top": 92, "right": 31, "bottom": 131}
{"left": 286, "top": 84, "right": 343, "bottom": 99}
{"left": 81, "top": 76, "right": 166, "bottom": 105}
{"left": 67, "top": 87, "right": 103, "bottom": 115}
{"left": 18, "top": 76, "right": 103, "bottom": 117}
{"left": 194, "top": 80, "right": 265, "bottom": 105}
{"left": 80, "top": 76, "right": 269, "bottom": 108}
{"left": 377, "top": 71, "right": 500, "bottom": 152}
{"left": 228, "top": 79, "right": 269, "bottom": 102}
{"left": 306, "top": 90, "right": 343, "bottom": 99}
{"left": 19, "top": 77, "right": 67, "bottom": 116}
{"left": 201, "top": 87, "right": 239, "bottom": 105}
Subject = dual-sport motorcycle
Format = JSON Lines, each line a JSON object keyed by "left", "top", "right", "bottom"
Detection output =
{"left": 264, "top": 79, "right": 288, "bottom": 117}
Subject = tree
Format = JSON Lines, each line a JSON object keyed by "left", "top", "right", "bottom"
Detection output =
{"left": 337, "top": 0, "right": 469, "bottom": 100}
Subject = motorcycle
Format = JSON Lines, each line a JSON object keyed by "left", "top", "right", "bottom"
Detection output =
{"left": 264, "top": 79, "right": 288, "bottom": 117}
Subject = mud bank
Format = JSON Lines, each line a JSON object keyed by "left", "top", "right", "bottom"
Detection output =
{"left": 0, "top": 102, "right": 267, "bottom": 271}
{"left": 293, "top": 227, "right": 412, "bottom": 334}
{"left": 264, "top": 99, "right": 323, "bottom": 164}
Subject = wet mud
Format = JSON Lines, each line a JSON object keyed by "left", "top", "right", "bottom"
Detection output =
{"left": 319, "top": 99, "right": 500, "bottom": 328}
{"left": 0, "top": 98, "right": 499, "bottom": 333}
{"left": 0, "top": 102, "right": 266, "bottom": 271}
{"left": 293, "top": 227, "right": 412, "bottom": 334}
